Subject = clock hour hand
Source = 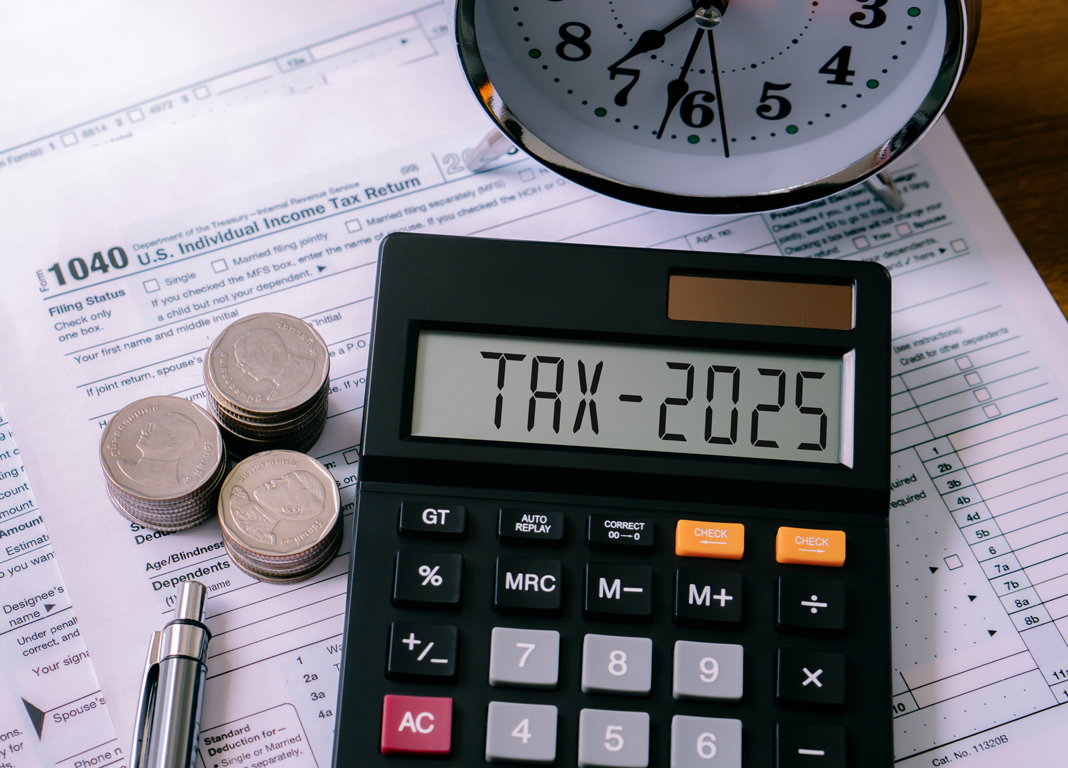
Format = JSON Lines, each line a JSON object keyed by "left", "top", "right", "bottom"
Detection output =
{"left": 656, "top": 28, "right": 706, "bottom": 140}
{"left": 607, "top": 7, "right": 697, "bottom": 72}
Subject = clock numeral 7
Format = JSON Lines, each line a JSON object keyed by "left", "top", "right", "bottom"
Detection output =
{"left": 609, "top": 64, "right": 641, "bottom": 107}
{"left": 819, "top": 46, "right": 856, "bottom": 86}
{"left": 756, "top": 82, "right": 793, "bottom": 120}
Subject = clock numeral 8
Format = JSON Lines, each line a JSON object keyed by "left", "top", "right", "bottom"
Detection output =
{"left": 557, "top": 22, "right": 592, "bottom": 62}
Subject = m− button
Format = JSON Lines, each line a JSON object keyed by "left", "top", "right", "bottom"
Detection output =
{"left": 584, "top": 563, "right": 652, "bottom": 621}
{"left": 499, "top": 508, "right": 565, "bottom": 546}
{"left": 494, "top": 557, "right": 563, "bottom": 615}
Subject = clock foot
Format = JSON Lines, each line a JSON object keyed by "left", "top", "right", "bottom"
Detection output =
{"left": 467, "top": 129, "right": 516, "bottom": 172}
{"left": 865, "top": 171, "right": 905, "bottom": 212}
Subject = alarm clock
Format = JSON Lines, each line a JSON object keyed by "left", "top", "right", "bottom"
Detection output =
{"left": 451, "top": 0, "right": 980, "bottom": 214}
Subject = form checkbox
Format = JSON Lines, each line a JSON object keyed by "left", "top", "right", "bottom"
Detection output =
{"left": 519, "top": 169, "right": 535, "bottom": 182}
{"left": 984, "top": 404, "right": 1001, "bottom": 418}
{"left": 128, "top": 109, "right": 145, "bottom": 123}
{"left": 955, "top": 356, "right": 973, "bottom": 370}
{"left": 212, "top": 259, "right": 228, "bottom": 273}
{"left": 944, "top": 555, "right": 963, "bottom": 570}
{"left": 974, "top": 388, "right": 991, "bottom": 402}
{"left": 61, "top": 132, "right": 78, "bottom": 146}
{"left": 194, "top": 86, "right": 211, "bottom": 99}
{"left": 896, "top": 223, "right": 912, "bottom": 236}
{"left": 853, "top": 236, "right": 870, "bottom": 250}
{"left": 344, "top": 449, "right": 360, "bottom": 465}
{"left": 143, "top": 278, "right": 160, "bottom": 293}
{"left": 345, "top": 219, "right": 363, "bottom": 233}
{"left": 951, "top": 239, "right": 968, "bottom": 253}
{"left": 965, "top": 372, "right": 982, "bottom": 386}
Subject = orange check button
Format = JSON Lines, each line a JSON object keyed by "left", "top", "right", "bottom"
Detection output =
{"left": 675, "top": 520, "right": 745, "bottom": 560}
{"left": 776, "top": 527, "right": 846, "bottom": 567}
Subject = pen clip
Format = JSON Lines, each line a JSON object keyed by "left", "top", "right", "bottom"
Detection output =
{"left": 130, "top": 631, "right": 163, "bottom": 768}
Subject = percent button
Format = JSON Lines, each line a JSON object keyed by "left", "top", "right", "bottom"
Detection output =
{"left": 393, "top": 551, "right": 463, "bottom": 609}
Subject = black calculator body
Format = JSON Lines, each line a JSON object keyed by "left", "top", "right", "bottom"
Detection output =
{"left": 333, "top": 233, "right": 892, "bottom": 768}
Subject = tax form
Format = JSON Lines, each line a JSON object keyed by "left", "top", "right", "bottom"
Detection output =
{"left": 3, "top": 14, "right": 1068, "bottom": 768}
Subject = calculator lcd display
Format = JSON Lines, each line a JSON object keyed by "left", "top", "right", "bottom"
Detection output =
{"left": 411, "top": 331, "right": 852, "bottom": 466}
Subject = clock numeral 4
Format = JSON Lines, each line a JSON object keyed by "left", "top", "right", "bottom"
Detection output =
{"left": 819, "top": 46, "right": 856, "bottom": 86}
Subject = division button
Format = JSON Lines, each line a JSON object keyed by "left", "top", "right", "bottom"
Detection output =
{"left": 674, "top": 569, "right": 743, "bottom": 626}
{"left": 499, "top": 508, "right": 565, "bottom": 546}
{"left": 380, "top": 694, "right": 453, "bottom": 756}
{"left": 485, "top": 701, "right": 558, "bottom": 765}
{"left": 776, "top": 723, "right": 846, "bottom": 768}
{"left": 584, "top": 563, "right": 652, "bottom": 621}
{"left": 577, "top": 709, "right": 649, "bottom": 768}
{"left": 587, "top": 514, "right": 654, "bottom": 551}
{"left": 775, "top": 526, "right": 846, "bottom": 567}
{"left": 399, "top": 502, "right": 466, "bottom": 539}
{"left": 776, "top": 649, "right": 846, "bottom": 707}
{"left": 489, "top": 627, "right": 561, "bottom": 689}
{"left": 672, "top": 641, "right": 743, "bottom": 702}
{"left": 581, "top": 634, "right": 652, "bottom": 696}
{"left": 392, "top": 551, "right": 463, "bottom": 609}
{"left": 675, "top": 520, "right": 744, "bottom": 560}
{"left": 494, "top": 557, "right": 563, "bottom": 615}
{"left": 671, "top": 715, "right": 742, "bottom": 768}
{"left": 777, "top": 576, "right": 846, "bottom": 634}
{"left": 387, "top": 622, "right": 458, "bottom": 682}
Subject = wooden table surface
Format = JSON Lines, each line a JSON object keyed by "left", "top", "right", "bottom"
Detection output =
{"left": 946, "top": 1, "right": 1068, "bottom": 316}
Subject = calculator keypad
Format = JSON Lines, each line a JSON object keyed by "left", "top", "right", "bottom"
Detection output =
{"left": 488, "top": 627, "right": 560, "bottom": 689}
{"left": 581, "top": 634, "right": 653, "bottom": 696}
{"left": 339, "top": 491, "right": 891, "bottom": 766}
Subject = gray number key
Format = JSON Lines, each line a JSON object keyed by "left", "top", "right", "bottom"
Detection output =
{"left": 581, "top": 634, "right": 652, "bottom": 696}
{"left": 670, "top": 716, "right": 741, "bottom": 768}
{"left": 485, "top": 701, "right": 558, "bottom": 764}
{"left": 578, "top": 709, "right": 649, "bottom": 768}
{"left": 489, "top": 627, "right": 560, "bottom": 689}
{"left": 672, "top": 641, "right": 743, "bottom": 701}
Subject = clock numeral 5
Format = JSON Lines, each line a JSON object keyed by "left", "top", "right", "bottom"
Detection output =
{"left": 819, "top": 46, "right": 856, "bottom": 86}
{"left": 557, "top": 22, "right": 592, "bottom": 62}
{"left": 756, "top": 82, "right": 793, "bottom": 120}
{"left": 851, "top": 0, "right": 888, "bottom": 29}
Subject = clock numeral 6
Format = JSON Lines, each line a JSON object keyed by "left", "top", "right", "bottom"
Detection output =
{"left": 557, "top": 22, "right": 592, "bottom": 62}
{"left": 680, "top": 91, "right": 716, "bottom": 129}
{"left": 756, "top": 82, "right": 793, "bottom": 120}
{"left": 851, "top": 0, "right": 888, "bottom": 29}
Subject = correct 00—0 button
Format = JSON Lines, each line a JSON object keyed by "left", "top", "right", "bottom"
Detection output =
{"left": 577, "top": 709, "right": 649, "bottom": 768}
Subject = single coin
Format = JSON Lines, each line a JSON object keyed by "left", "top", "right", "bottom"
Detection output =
{"left": 100, "top": 396, "right": 225, "bottom": 503}
{"left": 218, "top": 450, "right": 340, "bottom": 559}
{"left": 205, "top": 313, "right": 329, "bottom": 416}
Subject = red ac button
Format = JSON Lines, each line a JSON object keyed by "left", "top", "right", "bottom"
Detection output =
{"left": 380, "top": 695, "right": 453, "bottom": 756}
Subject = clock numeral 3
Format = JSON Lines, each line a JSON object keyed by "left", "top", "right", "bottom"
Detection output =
{"left": 756, "top": 82, "right": 793, "bottom": 120}
{"left": 557, "top": 22, "right": 592, "bottom": 62}
{"left": 851, "top": 0, "right": 889, "bottom": 29}
{"left": 819, "top": 46, "right": 856, "bottom": 86}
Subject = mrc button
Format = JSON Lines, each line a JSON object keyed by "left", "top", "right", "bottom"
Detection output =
{"left": 499, "top": 509, "right": 565, "bottom": 546}
{"left": 587, "top": 514, "right": 654, "bottom": 551}
{"left": 495, "top": 557, "right": 563, "bottom": 615}
{"left": 398, "top": 503, "right": 466, "bottom": 540}
{"left": 675, "top": 520, "right": 744, "bottom": 560}
{"left": 776, "top": 527, "right": 846, "bottom": 567}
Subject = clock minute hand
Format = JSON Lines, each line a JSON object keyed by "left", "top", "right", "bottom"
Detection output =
{"left": 656, "top": 28, "right": 706, "bottom": 140}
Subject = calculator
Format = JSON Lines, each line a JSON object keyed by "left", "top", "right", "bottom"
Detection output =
{"left": 332, "top": 233, "right": 892, "bottom": 768}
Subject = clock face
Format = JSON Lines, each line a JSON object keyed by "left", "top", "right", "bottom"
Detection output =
{"left": 462, "top": 0, "right": 968, "bottom": 211}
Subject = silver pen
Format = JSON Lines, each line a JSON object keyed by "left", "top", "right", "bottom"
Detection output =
{"left": 131, "top": 581, "right": 211, "bottom": 768}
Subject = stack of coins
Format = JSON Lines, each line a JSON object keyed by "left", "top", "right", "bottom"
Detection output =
{"left": 100, "top": 396, "right": 226, "bottom": 531}
{"left": 203, "top": 313, "right": 331, "bottom": 458}
{"left": 218, "top": 450, "right": 342, "bottom": 582}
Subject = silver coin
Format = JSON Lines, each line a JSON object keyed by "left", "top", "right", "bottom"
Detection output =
{"left": 223, "top": 533, "right": 341, "bottom": 583}
{"left": 100, "top": 396, "right": 225, "bottom": 503}
{"left": 205, "top": 313, "right": 329, "bottom": 417}
{"left": 218, "top": 450, "right": 340, "bottom": 559}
